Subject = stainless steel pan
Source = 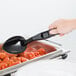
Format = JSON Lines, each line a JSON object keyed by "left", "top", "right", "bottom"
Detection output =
{"left": 0, "top": 40, "right": 70, "bottom": 76}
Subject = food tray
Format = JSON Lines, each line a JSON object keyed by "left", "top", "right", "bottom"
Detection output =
{"left": 0, "top": 40, "right": 69, "bottom": 76}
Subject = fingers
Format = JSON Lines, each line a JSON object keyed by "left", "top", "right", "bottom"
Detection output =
{"left": 49, "top": 19, "right": 66, "bottom": 36}
{"left": 49, "top": 24, "right": 57, "bottom": 29}
{"left": 49, "top": 24, "right": 58, "bottom": 34}
{"left": 49, "top": 29, "right": 58, "bottom": 34}
{"left": 49, "top": 29, "right": 65, "bottom": 36}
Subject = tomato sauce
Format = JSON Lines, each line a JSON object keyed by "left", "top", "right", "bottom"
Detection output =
{"left": 27, "top": 41, "right": 56, "bottom": 53}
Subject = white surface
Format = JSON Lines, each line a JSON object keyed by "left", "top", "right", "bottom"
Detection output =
{"left": 0, "top": 0, "right": 76, "bottom": 76}
{"left": 16, "top": 59, "right": 76, "bottom": 76}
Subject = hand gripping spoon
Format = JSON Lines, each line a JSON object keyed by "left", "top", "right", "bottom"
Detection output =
{"left": 3, "top": 29, "right": 59, "bottom": 54}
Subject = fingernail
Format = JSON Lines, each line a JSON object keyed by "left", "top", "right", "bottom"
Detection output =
{"left": 60, "top": 34, "right": 64, "bottom": 36}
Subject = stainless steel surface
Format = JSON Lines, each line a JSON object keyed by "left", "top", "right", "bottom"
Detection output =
{"left": 45, "top": 40, "right": 62, "bottom": 46}
{"left": 0, "top": 41, "right": 69, "bottom": 76}
{"left": 1, "top": 71, "right": 16, "bottom": 76}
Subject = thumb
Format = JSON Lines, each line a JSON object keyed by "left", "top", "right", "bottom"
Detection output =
{"left": 49, "top": 24, "right": 57, "bottom": 29}
{"left": 49, "top": 29, "right": 58, "bottom": 34}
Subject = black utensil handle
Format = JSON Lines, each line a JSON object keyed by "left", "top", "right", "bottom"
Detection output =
{"left": 30, "top": 28, "right": 59, "bottom": 41}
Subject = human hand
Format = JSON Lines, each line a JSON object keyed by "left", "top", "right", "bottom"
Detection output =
{"left": 49, "top": 19, "right": 76, "bottom": 36}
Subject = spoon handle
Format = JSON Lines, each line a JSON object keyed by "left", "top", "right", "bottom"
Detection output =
{"left": 26, "top": 28, "right": 59, "bottom": 44}
{"left": 32, "top": 28, "right": 59, "bottom": 40}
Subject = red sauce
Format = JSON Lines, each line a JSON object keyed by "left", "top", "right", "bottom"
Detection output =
{"left": 27, "top": 41, "right": 56, "bottom": 53}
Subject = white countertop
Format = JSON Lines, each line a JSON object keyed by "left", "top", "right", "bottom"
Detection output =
{"left": 15, "top": 59, "right": 76, "bottom": 76}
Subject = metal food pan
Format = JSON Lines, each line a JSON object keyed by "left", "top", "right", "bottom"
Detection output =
{"left": 0, "top": 40, "right": 69, "bottom": 76}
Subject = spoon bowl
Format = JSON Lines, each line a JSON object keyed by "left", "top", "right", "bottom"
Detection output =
{"left": 3, "top": 36, "right": 27, "bottom": 54}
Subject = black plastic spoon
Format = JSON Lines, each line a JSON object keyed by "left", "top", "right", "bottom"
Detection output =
{"left": 3, "top": 29, "right": 59, "bottom": 54}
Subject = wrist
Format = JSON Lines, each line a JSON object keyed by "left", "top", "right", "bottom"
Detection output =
{"left": 72, "top": 19, "right": 76, "bottom": 30}
{"left": 69, "top": 19, "right": 76, "bottom": 30}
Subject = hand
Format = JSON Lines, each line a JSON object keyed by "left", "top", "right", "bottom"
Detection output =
{"left": 49, "top": 19, "right": 76, "bottom": 36}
